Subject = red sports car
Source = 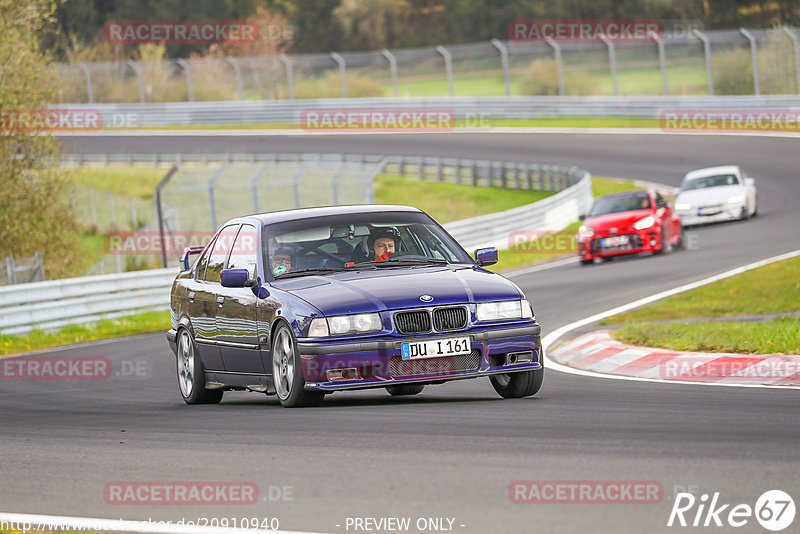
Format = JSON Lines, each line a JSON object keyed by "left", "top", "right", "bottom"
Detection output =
{"left": 577, "top": 189, "right": 682, "bottom": 265}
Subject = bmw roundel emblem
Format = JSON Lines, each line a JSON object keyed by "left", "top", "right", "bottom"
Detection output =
{"left": 420, "top": 295, "right": 434, "bottom": 302}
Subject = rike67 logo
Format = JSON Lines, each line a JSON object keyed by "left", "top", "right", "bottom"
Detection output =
{"left": 668, "top": 490, "right": 795, "bottom": 531}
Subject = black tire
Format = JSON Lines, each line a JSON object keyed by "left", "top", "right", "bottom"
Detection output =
{"left": 654, "top": 224, "right": 669, "bottom": 255}
{"left": 490, "top": 364, "right": 544, "bottom": 399}
{"left": 674, "top": 224, "right": 684, "bottom": 250}
{"left": 386, "top": 384, "right": 425, "bottom": 396}
{"left": 580, "top": 258, "right": 593, "bottom": 266}
{"left": 739, "top": 205, "right": 749, "bottom": 220}
{"left": 272, "top": 322, "right": 325, "bottom": 408}
{"left": 176, "top": 328, "right": 223, "bottom": 405}
{"left": 752, "top": 197, "right": 758, "bottom": 217}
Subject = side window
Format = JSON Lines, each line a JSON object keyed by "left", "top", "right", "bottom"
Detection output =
{"left": 205, "top": 225, "right": 240, "bottom": 283}
{"left": 227, "top": 224, "right": 258, "bottom": 279}
{"left": 656, "top": 193, "right": 667, "bottom": 208}
{"left": 196, "top": 236, "right": 216, "bottom": 280}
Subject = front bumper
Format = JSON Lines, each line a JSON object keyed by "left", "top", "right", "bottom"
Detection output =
{"left": 677, "top": 204, "right": 743, "bottom": 226}
{"left": 296, "top": 323, "right": 541, "bottom": 391}
{"left": 579, "top": 227, "right": 661, "bottom": 260}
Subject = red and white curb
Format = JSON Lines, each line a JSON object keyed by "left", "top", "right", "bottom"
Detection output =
{"left": 550, "top": 330, "right": 800, "bottom": 387}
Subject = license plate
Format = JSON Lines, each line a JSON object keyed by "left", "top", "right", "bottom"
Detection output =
{"left": 401, "top": 337, "right": 470, "bottom": 360}
{"left": 601, "top": 235, "right": 629, "bottom": 247}
{"left": 698, "top": 207, "right": 720, "bottom": 216}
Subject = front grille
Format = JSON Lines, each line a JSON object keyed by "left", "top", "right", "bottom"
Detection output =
{"left": 433, "top": 306, "right": 467, "bottom": 331}
{"left": 395, "top": 310, "right": 431, "bottom": 334}
{"left": 590, "top": 233, "right": 643, "bottom": 253}
{"left": 389, "top": 349, "right": 482, "bottom": 377}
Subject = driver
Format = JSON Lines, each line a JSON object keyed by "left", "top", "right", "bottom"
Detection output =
{"left": 368, "top": 229, "right": 396, "bottom": 261}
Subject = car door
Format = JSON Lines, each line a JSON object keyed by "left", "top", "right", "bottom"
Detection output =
{"left": 193, "top": 224, "right": 241, "bottom": 371}
{"left": 216, "top": 224, "right": 265, "bottom": 374}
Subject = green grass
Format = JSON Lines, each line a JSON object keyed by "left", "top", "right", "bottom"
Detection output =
{"left": 491, "top": 177, "right": 644, "bottom": 271}
{"left": 55, "top": 167, "right": 167, "bottom": 199}
{"left": 373, "top": 174, "right": 554, "bottom": 224}
{"left": 613, "top": 317, "right": 800, "bottom": 355}
{"left": 603, "top": 256, "right": 800, "bottom": 324}
{"left": 0, "top": 310, "right": 170, "bottom": 357}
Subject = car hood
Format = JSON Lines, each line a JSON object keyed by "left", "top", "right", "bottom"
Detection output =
{"left": 584, "top": 209, "right": 652, "bottom": 232}
{"left": 272, "top": 266, "right": 523, "bottom": 316}
{"left": 676, "top": 185, "right": 743, "bottom": 205}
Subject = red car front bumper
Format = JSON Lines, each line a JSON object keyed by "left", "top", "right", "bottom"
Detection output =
{"left": 578, "top": 227, "right": 662, "bottom": 261}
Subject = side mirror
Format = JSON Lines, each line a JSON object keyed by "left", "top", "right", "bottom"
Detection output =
{"left": 474, "top": 247, "right": 498, "bottom": 267}
{"left": 745, "top": 177, "right": 754, "bottom": 186}
{"left": 578, "top": 214, "right": 586, "bottom": 221}
{"left": 220, "top": 268, "right": 252, "bottom": 288}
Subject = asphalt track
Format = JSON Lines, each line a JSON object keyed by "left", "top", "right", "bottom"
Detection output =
{"left": 3, "top": 131, "right": 800, "bottom": 534}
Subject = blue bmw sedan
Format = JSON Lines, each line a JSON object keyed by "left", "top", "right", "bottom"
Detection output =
{"left": 167, "top": 205, "right": 543, "bottom": 407}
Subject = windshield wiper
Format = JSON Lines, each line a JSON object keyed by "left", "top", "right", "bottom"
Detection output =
{"left": 353, "top": 258, "right": 449, "bottom": 268}
{"left": 274, "top": 267, "right": 347, "bottom": 279}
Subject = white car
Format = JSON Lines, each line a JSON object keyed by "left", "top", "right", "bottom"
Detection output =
{"left": 673, "top": 165, "right": 757, "bottom": 226}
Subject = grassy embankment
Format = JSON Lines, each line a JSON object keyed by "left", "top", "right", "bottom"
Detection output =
{"left": 603, "top": 256, "right": 800, "bottom": 354}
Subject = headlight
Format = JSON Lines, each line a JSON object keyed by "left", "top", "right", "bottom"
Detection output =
{"left": 476, "top": 299, "right": 531, "bottom": 322}
{"left": 727, "top": 194, "right": 745, "bottom": 204}
{"left": 632, "top": 215, "right": 655, "bottom": 230}
{"left": 308, "top": 313, "right": 382, "bottom": 337}
{"left": 675, "top": 203, "right": 691, "bottom": 211}
{"left": 577, "top": 225, "right": 594, "bottom": 240}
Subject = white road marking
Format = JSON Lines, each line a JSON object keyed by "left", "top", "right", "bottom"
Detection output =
{"left": 542, "top": 249, "right": 800, "bottom": 389}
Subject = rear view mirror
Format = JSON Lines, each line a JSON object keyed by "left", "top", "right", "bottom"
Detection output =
{"left": 578, "top": 214, "right": 586, "bottom": 220}
{"left": 474, "top": 247, "right": 498, "bottom": 267}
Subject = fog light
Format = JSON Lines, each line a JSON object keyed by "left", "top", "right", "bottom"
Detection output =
{"left": 326, "top": 368, "right": 360, "bottom": 381}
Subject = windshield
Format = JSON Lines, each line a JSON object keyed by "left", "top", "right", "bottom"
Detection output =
{"left": 682, "top": 174, "right": 739, "bottom": 191}
{"left": 264, "top": 211, "right": 473, "bottom": 279}
{"left": 589, "top": 193, "right": 651, "bottom": 217}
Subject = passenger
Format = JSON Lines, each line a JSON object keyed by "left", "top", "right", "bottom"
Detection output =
{"left": 271, "top": 246, "right": 294, "bottom": 274}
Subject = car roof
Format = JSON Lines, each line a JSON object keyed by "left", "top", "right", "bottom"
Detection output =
{"left": 222, "top": 204, "right": 425, "bottom": 227}
{"left": 683, "top": 165, "right": 741, "bottom": 182}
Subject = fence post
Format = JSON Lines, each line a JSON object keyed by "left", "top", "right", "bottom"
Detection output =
{"left": 76, "top": 62, "right": 93, "bottom": 103}
{"left": 364, "top": 160, "right": 386, "bottom": 204}
{"left": 739, "top": 28, "right": 760, "bottom": 95}
{"left": 127, "top": 59, "right": 146, "bottom": 103}
{"left": 330, "top": 52, "right": 347, "bottom": 98}
{"left": 418, "top": 158, "right": 425, "bottom": 180}
{"left": 88, "top": 187, "right": 96, "bottom": 227}
{"left": 436, "top": 45, "right": 454, "bottom": 97}
{"left": 693, "top": 29, "right": 714, "bottom": 96}
{"left": 331, "top": 164, "right": 348, "bottom": 205}
{"left": 783, "top": 28, "right": 800, "bottom": 94}
{"left": 6, "top": 256, "right": 15, "bottom": 285}
{"left": 208, "top": 164, "right": 229, "bottom": 231}
{"left": 436, "top": 158, "right": 443, "bottom": 182}
{"left": 599, "top": 35, "right": 619, "bottom": 96}
{"left": 35, "top": 251, "right": 44, "bottom": 281}
{"left": 130, "top": 196, "right": 137, "bottom": 229}
{"left": 279, "top": 54, "right": 295, "bottom": 100}
{"left": 544, "top": 37, "right": 565, "bottom": 96}
{"left": 176, "top": 58, "right": 194, "bottom": 101}
{"left": 455, "top": 159, "right": 462, "bottom": 184}
{"left": 226, "top": 57, "right": 243, "bottom": 100}
{"left": 381, "top": 49, "right": 399, "bottom": 97}
{"left": 155, "top": 166, "right": 179, "bottom": 268}
{"left": 650, "top": 31, "right": 668, "bottom": 95}
{"left": 109, "top": 191, "right": 116, "bottom": 227}
{"left": 490, "top": 39, "right": 511, "bottom": 96}
{"left": 251, "top": 161, "right": 274, "bottom": 213}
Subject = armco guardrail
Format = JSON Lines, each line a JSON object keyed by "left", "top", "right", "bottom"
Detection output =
{"left": 2, "top": 159, "right": 589, "bottom": 334}
{"left": 0, "top": 268, "right": 176, "bottom": 335}
{"left": 56, "top": 95, "right": 800, "bottom": 126}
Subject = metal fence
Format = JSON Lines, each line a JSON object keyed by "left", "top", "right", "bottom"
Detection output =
{"left": 55, "top": 27, "right": 800, "bottom": 104}
{"left": 2, "top": 253, "right": 45, "bottom": 286}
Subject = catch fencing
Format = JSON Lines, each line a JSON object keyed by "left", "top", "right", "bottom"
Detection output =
{"left": 54, "top": 27, "right": 800, "bottom": 104}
